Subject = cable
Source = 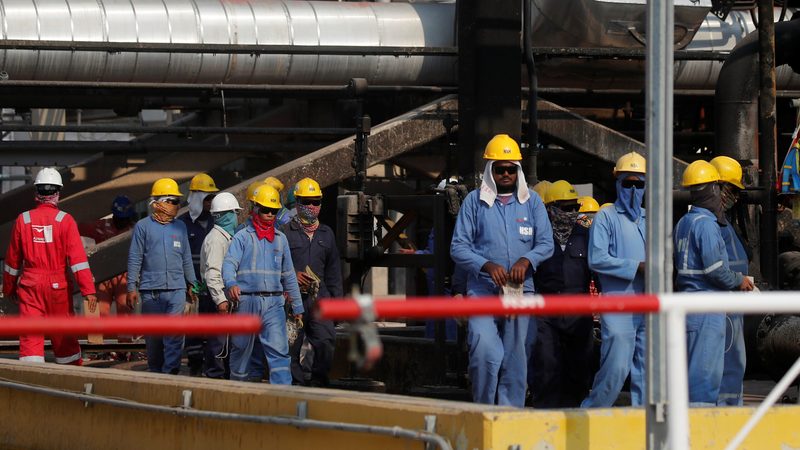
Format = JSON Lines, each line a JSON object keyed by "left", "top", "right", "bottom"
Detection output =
{"left": 0, "top": 376, "right": 452, "bottom": 450}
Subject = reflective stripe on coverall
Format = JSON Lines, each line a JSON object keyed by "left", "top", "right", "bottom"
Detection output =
{"left": 222, "top": 226, "right": 303, "bottom": 384}
{"left": 3, "top": 204, "right": 95, "bottom": 364}
{"left": 675, "top": 206, "right": 743, "bottom": 405}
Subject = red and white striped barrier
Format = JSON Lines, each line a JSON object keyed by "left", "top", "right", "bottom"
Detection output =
{"left": 317, "top": 294, "right": 660, "bottom": 320}
{"left": 0, "top": 315, "right": 261, "bottom": 336}
{"left": 318, "top": 291, "right": 800, "bottom": 449}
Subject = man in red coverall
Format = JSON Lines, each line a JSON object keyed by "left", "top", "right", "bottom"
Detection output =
{"left": 3, "top": 167, "right": 97, "bottom": 364}
{"left": 79, "top": 195, "right": 136, "bottom": 320}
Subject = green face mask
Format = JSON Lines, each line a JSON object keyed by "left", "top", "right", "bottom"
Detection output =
{"left": 214, "top": 211, "right": 238, "bottom": 235}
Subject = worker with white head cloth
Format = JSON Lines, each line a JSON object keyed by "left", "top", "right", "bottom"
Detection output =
{"left": 451, "top": 134, "right": 554, "bottom": 407}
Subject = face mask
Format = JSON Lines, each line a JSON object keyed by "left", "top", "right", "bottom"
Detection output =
{"left": 614, "top": 174, "right": 645, "bottom": 222}
{"left": 151, "top": 198, "right": 179, "bottom": 224}
{"left": 214, "top": 211, "right": 237, "bottom": 236}
{"left": 296, "top": 203, "right": 321, "bottom": 224}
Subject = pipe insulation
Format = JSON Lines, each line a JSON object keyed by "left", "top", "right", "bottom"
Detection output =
{"left": 0, "top": 1, "right": 798, "bottom": 90}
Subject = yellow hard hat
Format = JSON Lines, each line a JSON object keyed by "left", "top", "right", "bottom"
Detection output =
{"left": 151, "top": 178, "right": 183, "bottom": 197}
{"left": 600, "top": 202, "right": 614, "bottom": 209}
{"left": 545, "top": 180, "right": 579, "bottom": 204}
{"left": 483, "top": 134, "right": 522, "bottom": 161}
{"left": 532, "top": 180, "right": 551, "bottom": 201}
{"left": 253, "top": 184, "right": 282, "bottom": 209}
{"left": 189, "top": 173, "right": 219, "bottom": 192}
{"left": 263, "top": 176, "right": 285, "bottom": 192}
{"left": 681, "top": 160, "right": 720, "bottom": 188}
{"left": 294, "top": 177, "right": 323, "bottom": 198}
{"left": 247, "top": 181, "right": 266, "bottom": 202}
{"left": 709, "top": 156, "right": 744, "bottom": 189}
{"left": 578, "top": 196, "right": 600, "bottom": 213}
{"left": 614, "top": 152, "right": 646, "bottom": 175}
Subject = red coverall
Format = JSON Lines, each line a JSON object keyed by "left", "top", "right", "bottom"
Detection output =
{"left": 3, "top": 204, "right": 96, "bottom": 364}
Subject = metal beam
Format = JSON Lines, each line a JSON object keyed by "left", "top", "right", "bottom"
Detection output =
{"left": 86, "top": 96, "right": 457, "bottom": 282}
{"left": 534, "top": 99, "right": 688, "bottom": 185}
{"left": 0, "top": 104, "right": 303, "bottom": 259}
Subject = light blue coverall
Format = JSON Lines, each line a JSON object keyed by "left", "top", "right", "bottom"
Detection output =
{"left": 718, "top": 221, "right": 749, "bottom": 406}
{"left": 675, "top": 207, "right": 743, "bottom": 405}
{"left": 581, "top": 204, "right": 647, "bottom": 407}
{"left": 451, "top": 188, "right": 554, "bottom": 407}
{"left": 222, "top": 225, "right": 303, "bottom": 384}
{"left": 127, "top": 216, "right": 197, "bottom": 374}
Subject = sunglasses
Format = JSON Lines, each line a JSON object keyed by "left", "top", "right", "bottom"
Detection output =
{"left": 557, "top": 203, "right": 580, "bottom": 213}
{"left": 258, "top": 206, "right": 280, "bottom": 215}
{"left": 493, "top": 165, "right": 518, "bottom": 175}
{"left": 621, "top": 179, "right": 645, "bottom": 189}
{"left": 299, "top": 199, "right": 322, "bottom": 206}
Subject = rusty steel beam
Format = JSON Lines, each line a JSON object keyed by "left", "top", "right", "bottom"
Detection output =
{"left": 86, "top": 96, "right": 457, "bottom": 282}
{"left": 535, "top": 99, "right": 688, "bottom": 185}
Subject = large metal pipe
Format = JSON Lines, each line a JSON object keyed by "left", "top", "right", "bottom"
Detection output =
{"left": 0, "top": 0, "right": 457, "bottom": 85}
{"left": 714, "top": 19, "right": 800, "bottom": 161}
{"left": 0, "top": 0, "right": 798, "bottom": 91}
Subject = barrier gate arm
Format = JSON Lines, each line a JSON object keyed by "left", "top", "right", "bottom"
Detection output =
{"left": 319, "top": 291, "right": 800, "bottom": 450}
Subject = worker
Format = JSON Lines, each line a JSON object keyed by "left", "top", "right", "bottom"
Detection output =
{"left": 530, "top": 180, "right": 595, "bottom": 408}
{"left": 577, "top": 196, "right": 600, "bottom": 227}
{"left": 222, "top": 185, "right": 304, "bottom": 384}
{"left": 581, "top": 152, "right": 647, "bottom": 408}
{"left": 262, "top": 176, "right": 296, "bottom": 227}
{"left": 78, "top": 195, "right": 136, "bottom": 326}
{"left": 197, "top": 192, "right": 242, "bottom": 379}
{"left": 127, "top": 178, "right": 198, "bottom": 374}
{"left": 710, "top": 156, "right": 750, "bottom": 406}
{"left": 3, "top": 168, "right": 97, "bottom": 365}
{"left": 674, "top": 160, "right": 753, "bottom": 405}
{"left": 281, "top": 177, "right": 343, "bottom": 386}
{"left": 532, "top": 180, "right": 551, "bottom": 202}
{"left": 179, "top": 173, "right": 220, "bottom": 376}
{"left": 451, "top": 134, "right": 554, "bottom": 407}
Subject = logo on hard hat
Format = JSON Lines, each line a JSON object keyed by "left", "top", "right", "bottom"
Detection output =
{"left": 503, "top": 148, "right": 511, "bottom": 154}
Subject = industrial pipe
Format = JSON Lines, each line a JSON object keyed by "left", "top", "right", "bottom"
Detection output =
{"left": 715, "top": 19, "right": 800, "bottom": 161}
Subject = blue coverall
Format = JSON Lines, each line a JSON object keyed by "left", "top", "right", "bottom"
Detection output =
{"left": 451, "top": 188, "right": 553, "bottom": 407}
{"left": 674, "top": 207, "right": 743, "bottom": 405}
{"left": 581, "top": 204, "right": 646, "bottom": 408}
{"left": 127, "top": 216, "right": 197, "bottom": 374}
{"left": 282, "top": 219, "right": 343, "bottom": 386}
{"left": 718, "top": 223, "right": 749, "bottom": 406}
{"left": 222, "top": 225, "right": 303, "bottom": 384}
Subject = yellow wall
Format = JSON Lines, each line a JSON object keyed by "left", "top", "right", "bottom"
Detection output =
{"left": 0, "top": 360, "right": 798, "bottom": 450}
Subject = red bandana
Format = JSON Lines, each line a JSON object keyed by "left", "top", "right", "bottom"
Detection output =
{"left": 251, "top": 211, "right": 275, "bottom": 242}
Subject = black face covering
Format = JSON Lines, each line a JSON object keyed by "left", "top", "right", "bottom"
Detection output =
{"left": 690, "top": 182, "right": 726, "bottom": 225}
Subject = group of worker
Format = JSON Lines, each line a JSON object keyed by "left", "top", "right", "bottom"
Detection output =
{"left": 2, "top": 133, "right": 753, "bottom": 407}
{"left": 2, "top": 169, "right": 341, "bottom": 387}
{"left": 451, "top": 134, "right": 752, "bottom": 409}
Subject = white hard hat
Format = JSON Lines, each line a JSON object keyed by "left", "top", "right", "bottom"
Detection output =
{"left": 33, "top": 167, "right": 63, "bottom": 187}
{"left": 210, "top": 192, "right": 242, "bottom": 213}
